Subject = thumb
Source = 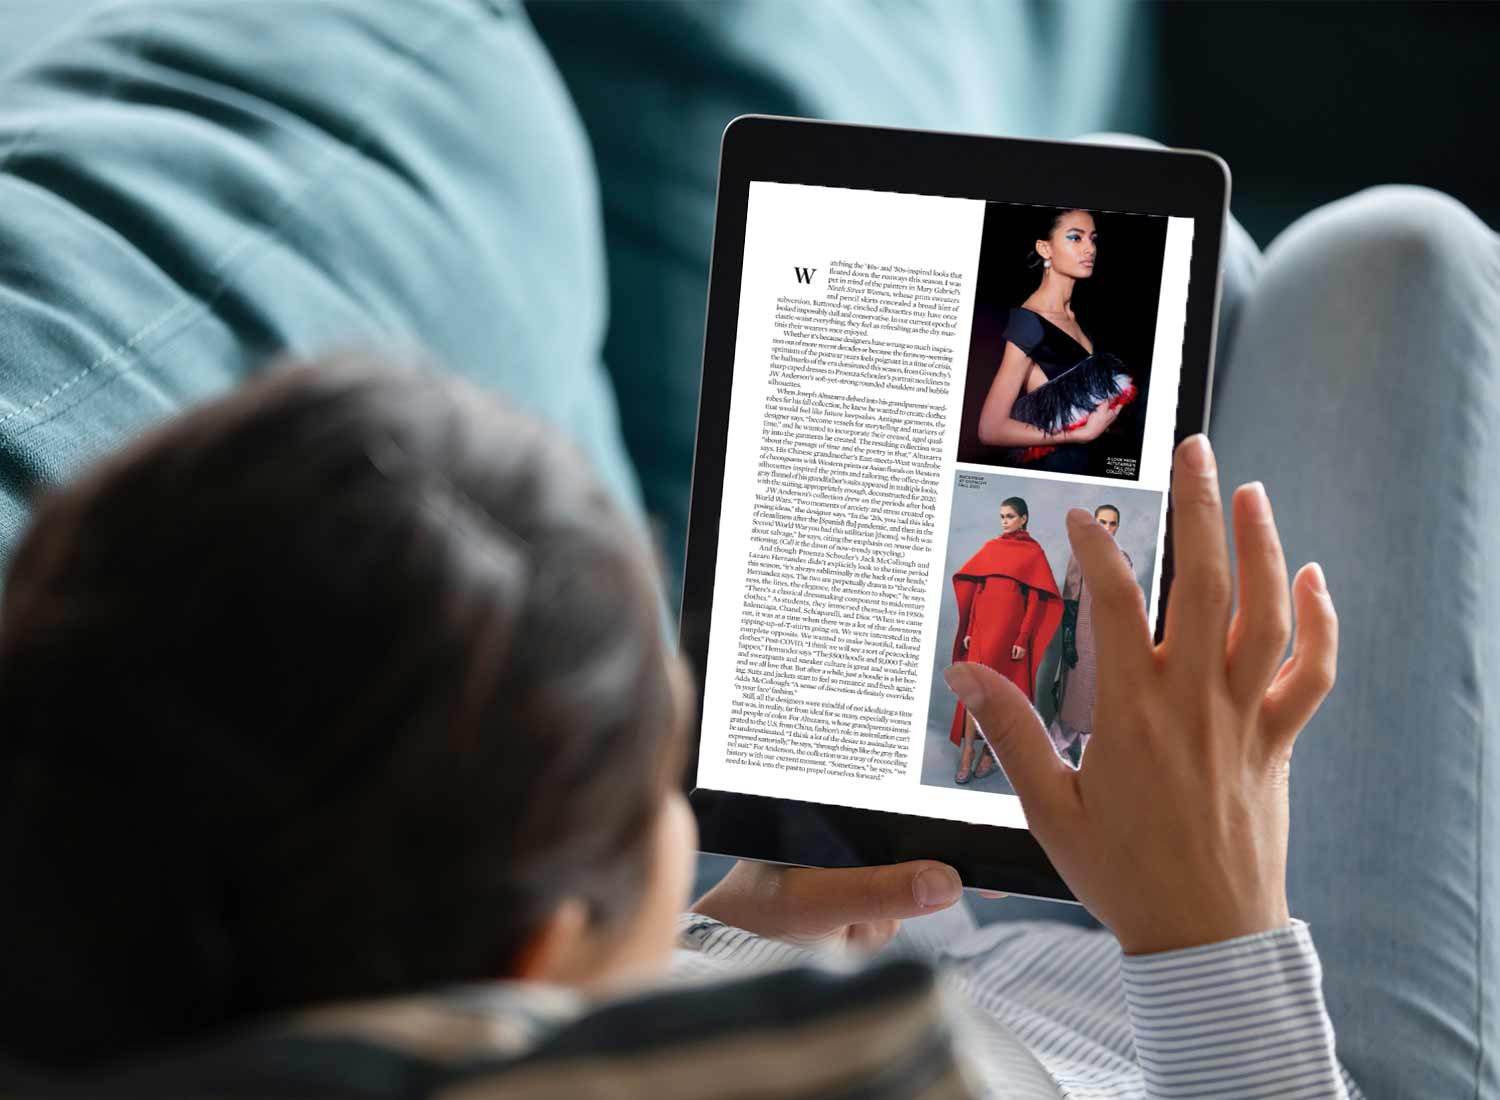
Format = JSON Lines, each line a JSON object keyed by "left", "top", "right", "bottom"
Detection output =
{"left": 944, "top": 662, "right": 1072, "bottom": 822}
{"left": 783, "top": 861, "right": 965, "bottom": 927}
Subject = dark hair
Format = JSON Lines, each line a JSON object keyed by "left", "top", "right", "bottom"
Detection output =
{"left": 0, "top": 356, "right": 685, "bottom": 1068}
{"left": 1024, "top": 206, "right": 1090, "bottom": 270}
{"left": 1094, "top": 504, "right": 1121, "bottom": 521}
{"left": 1000, "top": 496, "right": 1029, "bottom": 528}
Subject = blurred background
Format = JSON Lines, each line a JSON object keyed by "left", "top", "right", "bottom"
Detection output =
{"left": 1115, "top": 1, "right": 1497, "bottom": 245}
{"left": 3, "top": 0, "right": 1493, "bottom": 248}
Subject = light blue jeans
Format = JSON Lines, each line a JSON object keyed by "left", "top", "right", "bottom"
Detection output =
{"left": 1212, "top": 184, "right": 1500, "bottom": 1099}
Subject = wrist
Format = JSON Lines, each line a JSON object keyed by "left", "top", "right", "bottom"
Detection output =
{"left": 1116, "top": 902, "right": 1292, "bottom": 957}
{"left": 688, "top": 861, "right": 769, "bottom": 935}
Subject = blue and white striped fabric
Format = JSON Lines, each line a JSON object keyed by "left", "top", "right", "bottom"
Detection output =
{"left": 677, "top": 913, "right": 1364, "bottom": 1099}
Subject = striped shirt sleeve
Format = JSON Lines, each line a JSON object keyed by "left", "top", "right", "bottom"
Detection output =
{"left": 1120, "top": 920, "right": 1352, "bottom": 1099}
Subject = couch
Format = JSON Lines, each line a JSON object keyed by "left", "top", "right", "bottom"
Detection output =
{"left": 0, "top": 0, "right": 1133, "bottom": 601}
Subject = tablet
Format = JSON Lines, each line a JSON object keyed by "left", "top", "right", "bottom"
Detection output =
{"left": 680, "top": 116, "right": 1228, "bottom": 901}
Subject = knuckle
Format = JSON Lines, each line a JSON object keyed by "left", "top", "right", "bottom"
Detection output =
{"left": 973, "top": 712, "right": 1012, "bottom": 751}
{"left": 860, "top": 868, "right": 898, "bottom": 920}
{"left": 1261, "top": 751, "right": 1293, "bottom": 787}
{"left": 1256, "top": 608, "right": 1293, "bottom": 652}
{"left": 1309, "top": 658, "right": 1337, "bottom": 696}
{"left": 1182, "top": 475, "right": 1222, "bottom": 511}
{"left": 976, "top": 710, "right": 1032, "bottom": 761}
{"left": 1272, "top": 624, "right": 1294, "bottom": 655}
{"left": 1096, "top": 576, "right": 1144, "bottom": 614}
{"left": 1186, "top": 570, "right": 1233, "bottom": 609}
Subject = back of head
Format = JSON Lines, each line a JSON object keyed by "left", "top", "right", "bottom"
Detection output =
{"left": 0, "top": 356, "right": 682, "bottom": 1068}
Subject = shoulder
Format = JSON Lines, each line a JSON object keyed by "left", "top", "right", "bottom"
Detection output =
{"left": 504, "top": 959, "right": 955, "bottom": 1100}
{"left": 1004, "top": 307, "right": 1045, "bottom": 355}
{"left": 1009, "top": 533, "right": 1047, "bottom": 560}
{"left": 1020, "top": 535, "right": 1053, "bottom": 567}
{"left": 59, "top": 958, "right": 959, "bottom": 1100}
{"left": 955, "top": 539, "right": 1006, "bottom": 577}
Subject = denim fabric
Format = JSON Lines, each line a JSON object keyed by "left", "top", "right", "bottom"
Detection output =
{"left": 1210, "top": 185, "right": 1500, "bottom": 1099}
{"left": 0, "top": 0, "right": 643, "bottom": 569}
{"left": 526, "top": 0, "right": 1132, "bottom": 600}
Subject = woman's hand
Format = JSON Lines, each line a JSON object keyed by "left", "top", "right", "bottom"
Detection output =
{"left": 690, "top": 859, "right": 964, "bottom": 952}
{"left": 1071, "top": 401, "right": 1121, "bottom": 443}
{"left": 963, "top": 634, "right": 971, "bottom": 650}
{"left": 944, "top": 435, "right": 1338, "bottom": 955}
{"left": 1010, "top": 644, "right": 1026, "bottom": 661}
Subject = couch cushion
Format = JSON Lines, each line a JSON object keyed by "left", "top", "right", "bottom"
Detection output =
{"left": 526, "top": 1, "right": 1132, "bottom": 600}
{"left": 0, "top": 0, "right": 642, "bottom": 570}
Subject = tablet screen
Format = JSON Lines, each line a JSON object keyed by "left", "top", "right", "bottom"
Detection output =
{"left": 695, "top": 181, "right": 1195, "bottom": 830}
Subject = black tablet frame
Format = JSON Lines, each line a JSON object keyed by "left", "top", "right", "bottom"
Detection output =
{"left": 679, "top": 115, "right": 1229, "bottom": 901}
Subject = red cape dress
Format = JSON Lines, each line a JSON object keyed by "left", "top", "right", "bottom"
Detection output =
{"left": 948, "top": 530, "right": 1063, "bottom": 745}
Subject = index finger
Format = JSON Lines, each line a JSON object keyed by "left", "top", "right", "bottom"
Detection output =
{"left": 1161, "top": 434, "right": 1232, "bottom": 679}
{"left": 1065, "top": 508, "right": 1153, "bottom": 684}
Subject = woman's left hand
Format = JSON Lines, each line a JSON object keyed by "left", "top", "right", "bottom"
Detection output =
{"left": 1011, "top": 644, "right": 1026, "bottom": 660}
{"left": 1074, "top": 401, "right": 1121, "bottom": 442}
{"left": 690, "top": 859, "right": 964, "bottom": 951}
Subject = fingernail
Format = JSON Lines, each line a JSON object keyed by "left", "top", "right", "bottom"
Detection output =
{"left": 1181, "top": 433, "right": 1214, "bottom": 473}
{"left": 913, "top": 866, "right": 963, "bottom": 908}
{"left": 1308, "top": 561, "right": 1327, "bottom": 594}
{"left": 1245, "top": 481, "right": 1270, "bottom": 519}
{"left": 1065, "top": 507, "right": 1093, "bottom": 528}
{"left": 943, "top": 663, "right": 984, "bottom": 706}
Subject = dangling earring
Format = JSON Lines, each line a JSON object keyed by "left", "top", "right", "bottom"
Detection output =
{"left": 1043, "top": 259, "right": 1052, "bottom": 269}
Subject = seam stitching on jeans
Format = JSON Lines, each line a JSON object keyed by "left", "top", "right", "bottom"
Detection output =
{"left": 0, "top": 298, "right": 197, "bottom": 428}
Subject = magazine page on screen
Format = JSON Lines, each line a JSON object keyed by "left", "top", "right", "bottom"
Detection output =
{"left": 698, "top": 181, "right": 1194, "bottom": 830}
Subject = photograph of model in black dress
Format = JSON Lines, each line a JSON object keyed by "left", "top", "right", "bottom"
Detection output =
{"left": 955, "top": 202, "right": 1169, "bottom": 480}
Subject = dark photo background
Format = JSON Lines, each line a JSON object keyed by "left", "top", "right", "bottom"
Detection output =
{"left": 956, "top": 202, "right": 1168, "bottom": 479}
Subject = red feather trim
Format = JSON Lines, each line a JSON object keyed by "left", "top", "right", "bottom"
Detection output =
{"left": 1017, "top": 375, "right": 1137, "bottom": 464}
{"left": 1108, "top": 378, "right": 1139, "bottom": 410}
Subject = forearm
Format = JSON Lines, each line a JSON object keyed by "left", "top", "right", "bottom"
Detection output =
{"left": 1016, "top": 593, "right": 1045, "bottom": 646}
{"left": 976, "top": 413, "right": 1060, "bottom": 447}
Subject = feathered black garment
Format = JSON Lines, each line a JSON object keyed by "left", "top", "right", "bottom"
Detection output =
{"left": 1010, "top": 352, "right": 1135, "bottom": 436}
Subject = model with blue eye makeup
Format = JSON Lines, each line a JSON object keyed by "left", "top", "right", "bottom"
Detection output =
{"left": 975, "top": 207, "right": 1139, "bottom": 473}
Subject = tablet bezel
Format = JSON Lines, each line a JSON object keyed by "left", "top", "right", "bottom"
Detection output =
{"left": 679, "top": 115, "right": 1229, "bottom": 900}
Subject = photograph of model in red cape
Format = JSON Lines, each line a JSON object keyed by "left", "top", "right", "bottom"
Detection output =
{"left": 948, "top": 495, "right": 1062, "bottom": 784}
{"left": 920, "top": 471, "right": 1162, "bottom": 796}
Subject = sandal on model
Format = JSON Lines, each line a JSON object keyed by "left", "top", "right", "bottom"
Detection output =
{"left": 955, "top": 758, "right": 974, "bottom": 785}
{"left": 974, "top": 748, "right": 996, "bottom": 779}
